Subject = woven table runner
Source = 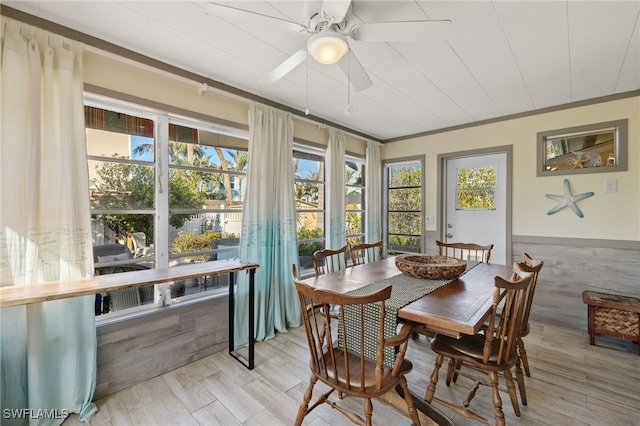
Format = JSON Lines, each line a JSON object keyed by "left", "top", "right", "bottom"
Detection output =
{"left": 340, "top": 260, "right": 480, "bottom": 366}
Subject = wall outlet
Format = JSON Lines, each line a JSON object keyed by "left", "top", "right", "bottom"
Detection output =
{"left": 604, "top": 179, "right": 617, "bottom": 193}
{"left": 426, "top": 216, "right": 434, "bottom": 224}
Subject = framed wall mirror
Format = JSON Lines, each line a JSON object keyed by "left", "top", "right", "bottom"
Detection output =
{"left": 536, "top": 119, "right": 628, "bottom": 176}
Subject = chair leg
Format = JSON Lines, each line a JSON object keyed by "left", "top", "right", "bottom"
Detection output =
{"left": 452, "top": 359, "right": 462, "bottom": 383}
{"left": 517, "top": 337, "right": 531, "bottom": 377}
{"left": 488, "top": 371, "right": 506, "bottom": 426}
{"left": 295, "top": 375, "right": 318, "bottom": 426}
{"left": 503, "top": 369, "right": 521, "bottom": 417}
{"left": 364, "top": 398, "right": 373, "bottom": 426}
{"left": 425, "top": 354, "right": 443, "bottom": 402}
{"left": 514, "top": 353, "right": 527, "bottom": 406}
{"left": 445, "top": 358, "right": 456, "bottom": 385}
{"left": 398, "top": 376, "right": 421, "bottom": 426}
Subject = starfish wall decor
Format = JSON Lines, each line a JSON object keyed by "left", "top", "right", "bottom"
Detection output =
{"left": 545, "top": 179, "right": 595, "bottom": 218}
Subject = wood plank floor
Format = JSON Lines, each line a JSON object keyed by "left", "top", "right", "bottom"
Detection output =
{"left": 64, "top": 320, "right": 640, "bottom": 426}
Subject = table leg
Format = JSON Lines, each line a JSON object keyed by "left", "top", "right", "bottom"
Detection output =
{"left": 587, "top": 305, "right": 595, "bottom": 346}
{"left": 394, "top": 385, "right": 454, "bottom": 426}
{"left": 228, "top": 270, "right": 255, "bottom": 369}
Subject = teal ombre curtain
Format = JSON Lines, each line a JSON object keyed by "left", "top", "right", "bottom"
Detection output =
{"left": 234, "top": 103, "right": 300, "bottom": 347}
{"left": 326, "top": 128, "right": 346, "bottom": 249}
{"left": 365, "top": 140, "right": 382, "bottom": 242}
{"left": 0, "top": 18, "right": 97, "bottom": 425}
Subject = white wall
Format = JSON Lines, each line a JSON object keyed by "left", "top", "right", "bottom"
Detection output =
{"left": 381, "top": 96, "right": 640, "bottom": 241}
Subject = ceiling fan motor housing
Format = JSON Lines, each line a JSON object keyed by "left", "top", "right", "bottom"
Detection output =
{"left": 304, "top": 0, "right": 351, "bottom": 33}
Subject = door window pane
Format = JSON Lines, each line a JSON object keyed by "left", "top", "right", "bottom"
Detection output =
{"left": 456, "top": 166, "right": 497, "bottom": 210}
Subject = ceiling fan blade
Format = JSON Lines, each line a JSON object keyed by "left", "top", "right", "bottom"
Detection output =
{"left": 352, "top": 20, "right": 451, "bottom": 42}
{"left": 321, "top": 0, "right": 352, "bottom": 23}
{"left": 337, "top": 51, "right": 372, "bottom": 92}
{"left": 260, "top": 48, "right": 308, "bottom": 83}
{"left": 204, "top": 2, "right": 307, "bottom": 33}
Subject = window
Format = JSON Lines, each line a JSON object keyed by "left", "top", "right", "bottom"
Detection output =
{"left": 345, "top": 159, "right": 365, "bottom": 246}
{"left": 166, "top": 121, "right": 247, "bottom": 296}
{"left": 86, "top": 105, "right": 156, "bottom": 260}
{"left": 294, "top": 147, "right": 325, "bottom": 275}
{"left": 168, "top": 122, "right": 247, "bottom": 266}
{"left": 86, "top": 103, "right": 157, "bottom": 315}
{"left": 86, "top": 98, "right": 248, "bottom": 315}
{"left": 455, "top": 166, "right": 496, "bottom": 210}
{"left": 384, "top": 158, "right": 423, "bottom": 255}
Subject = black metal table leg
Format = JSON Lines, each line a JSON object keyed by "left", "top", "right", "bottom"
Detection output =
{"left": 228, "top": 269, "right": 255, "bottom": 369}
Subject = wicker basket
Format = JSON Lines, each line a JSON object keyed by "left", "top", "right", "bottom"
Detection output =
{"left": 395, "top": 255, "right": 467, "bottom": 280}
{"left": 594, "top": 307, "right": 639, "bottom": 336}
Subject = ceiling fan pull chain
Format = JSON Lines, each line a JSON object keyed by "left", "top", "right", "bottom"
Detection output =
{"left": 345, "top": 53, "right": 352, "bottom": 116}
{"left": 305, "top": 54, "right": 310, "bottom": 115}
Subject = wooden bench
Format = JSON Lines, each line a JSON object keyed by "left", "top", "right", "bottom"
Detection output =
{"left": 582, "top": 290, "right": 640, "bottom": 354}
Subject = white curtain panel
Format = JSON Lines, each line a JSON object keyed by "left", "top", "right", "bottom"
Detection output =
{"left": 0, "top": 18, "right": 97, "bottom": 423}
{"left": 234, "top": 102, "right": 300, "bottom": 347}
{"left": 366, "top": 140, "right": 382, "bottom": 243}
{"left": 326, "top": 128, "right": 346, "bottom": 250}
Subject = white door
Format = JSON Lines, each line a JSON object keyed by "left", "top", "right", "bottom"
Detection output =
{"left": 445, "top": 153, "right": 507, "bottom": 264}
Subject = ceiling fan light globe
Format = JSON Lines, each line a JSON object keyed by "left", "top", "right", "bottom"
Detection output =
{"left": 307, "top": 32, "right": 348, "bottom": 65}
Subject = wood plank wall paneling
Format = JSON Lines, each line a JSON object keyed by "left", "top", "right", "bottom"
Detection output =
{"left": 95, "top": 296, "right": 228, "bottom": 399}
{"left": 512, "top": 241, "right": 639, "bottom": 331}
{"left": 424, "top": 234, "right": 639, "bottom": 332}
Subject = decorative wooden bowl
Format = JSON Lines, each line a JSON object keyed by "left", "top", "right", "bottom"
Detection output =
{"left": 395, "top": 255, "right": 467, "bottom": 280}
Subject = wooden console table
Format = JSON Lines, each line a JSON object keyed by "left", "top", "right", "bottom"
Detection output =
{"left": 582, "top": 290, "right": 640, "bottom": 355}
{"left": 0, "top": 260, "right": 260, "bottom": 368}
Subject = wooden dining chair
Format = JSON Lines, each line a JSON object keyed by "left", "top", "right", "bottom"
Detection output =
{"left": 436, "top": 240, "right": 494, "bottom": 263}
{"left": 424, "top": 263, "right": 533, "bottom": 426}
{"left": 515, "top": 254, "right": 544, "bottom": 376}
{"left": 349, "top": 240, "right": 383, "bottom": 266}
{"left": 291, "top": 264, "right": 421, "bottom": 426}
{"left": 312, "top": 245, "right": 348, "bottom": 276}
{"left": 445, "top": 255, "right": 543, "bottom": 407}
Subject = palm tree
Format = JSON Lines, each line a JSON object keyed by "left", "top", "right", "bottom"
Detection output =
{"left": 132, "top": 140, "right": 206, "bottom": 164}
{"left": 230, "top": 150, "right": 248, "bottom": 198}
{"left": 295, "top": 171, "right": 320, "bottom": 203}
{"left": 214, "top": 146, "right": 233, "bottom": 205}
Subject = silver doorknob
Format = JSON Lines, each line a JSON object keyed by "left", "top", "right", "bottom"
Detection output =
{"left": 447, "top": 223, "right": 453, "bottom": 229}
{"left": 447, "top": 233, "right": 453, "bottom": 239}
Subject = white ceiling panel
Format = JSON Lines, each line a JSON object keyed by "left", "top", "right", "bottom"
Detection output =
{"left": 2, "top": 0, "right": 638, "bottom": 141}
{"left": 615, "top": 14, "right": 640, "bottom": 93}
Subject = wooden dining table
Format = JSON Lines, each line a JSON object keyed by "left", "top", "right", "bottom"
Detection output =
{"left": 300, "top": 256, "right": 515, "bottom": 425}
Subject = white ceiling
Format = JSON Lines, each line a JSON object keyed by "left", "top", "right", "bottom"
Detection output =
{"left": 4, "top": 1, "right": 639, "bottom": 141}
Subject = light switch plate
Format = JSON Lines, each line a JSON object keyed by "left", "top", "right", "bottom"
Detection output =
{"left": 604, "top": 179, "right": 617, "bottom": 193}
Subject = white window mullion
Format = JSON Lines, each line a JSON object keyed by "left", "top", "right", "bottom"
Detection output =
{"left": 155, "top": 115, "right": 170, "bottom": 268}
{"left": 154, "top": 115, "right": 170, "bottom": 304}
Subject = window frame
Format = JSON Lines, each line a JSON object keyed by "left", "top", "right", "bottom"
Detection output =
{"left": 166, "top": 117, "right": 248, "bottom": 265}
{"left": 345, "top": 156, "right": 365, "bottom": 246}
{"left": 85, "top": 94, "right": 250, "bottom": 317}
{"left": 293, "top": 143, "right": 326, "bottom": 277}
{"left": 382, "top": 156, "right": 425, "bottom": 256}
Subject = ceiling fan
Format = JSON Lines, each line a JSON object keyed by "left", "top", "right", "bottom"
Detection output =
{"left": 204, "top": 0, "right": 451, "bottom": 92}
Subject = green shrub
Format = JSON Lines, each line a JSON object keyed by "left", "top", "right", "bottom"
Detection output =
{"left": 297, "top": 227, "right": 323, "bottom": 256}
{"left": 172, "top": 230, "right": 234, "bottom": 262}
